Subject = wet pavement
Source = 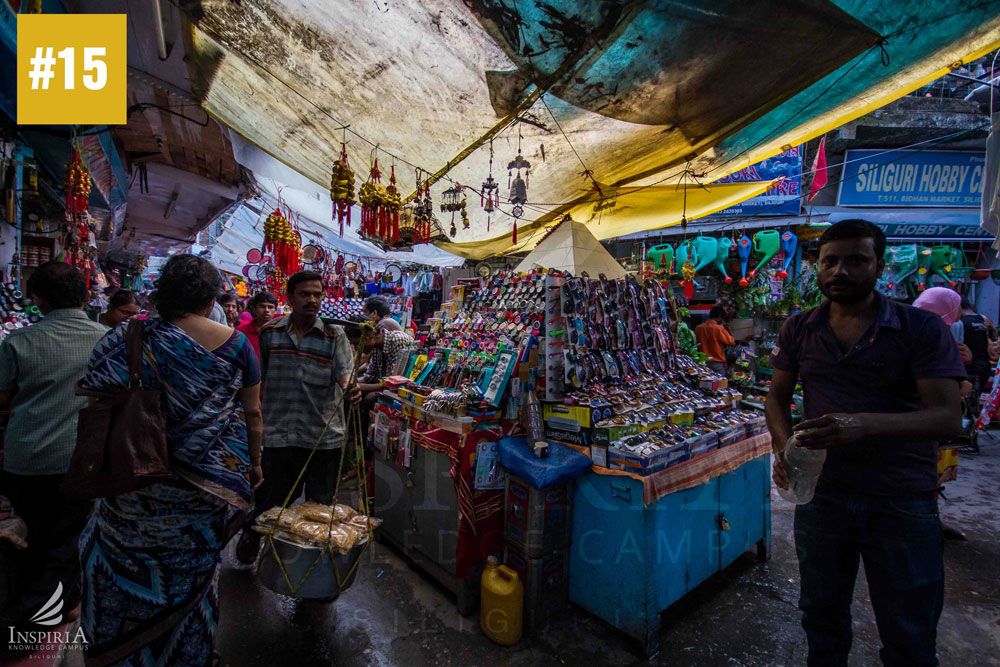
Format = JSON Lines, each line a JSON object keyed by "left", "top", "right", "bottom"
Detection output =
{"left": 216, "top": 435, "right": 1000, "bottom": 666}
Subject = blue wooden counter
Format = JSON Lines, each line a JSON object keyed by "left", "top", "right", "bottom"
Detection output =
{"left": 568, "top": 454, "right": 771, "bottom": 657}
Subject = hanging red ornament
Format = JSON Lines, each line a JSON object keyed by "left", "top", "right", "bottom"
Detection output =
{"left": 358, "top": 159, "right": 384, "bottom": 241}
{"left": 330, "top": 143, "right": 356, "bottom": 237}
{"left": 681, "top": 261, "right": 696, "bottom": 300}
{"left": 65, "top": 148, "right": 91, "bottom": 218}
{"left": 262, "top": 207, "right": 301, "bottom": 279}
{"left": 358, "top": 157, "right": 403, "bottom": 249}
{"left": 385, "top": 165, "right": 402, "bottom": 245}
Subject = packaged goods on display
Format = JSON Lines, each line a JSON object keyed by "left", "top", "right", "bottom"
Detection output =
{"left": 319, "top": 295, "right": 412, "bottom": 323}
{"left": 254, "top": 502, "right": 381, "bottom": 554}
{"left": 372, "top": 269, "right": 766, "bottom": 479}
{"left": 0, "top": 284, "right": 40, "bottom": 339}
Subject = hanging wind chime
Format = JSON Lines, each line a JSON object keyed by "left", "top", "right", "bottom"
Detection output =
{"left": 411, "top": 171, "right": 433, "bottom": 245}
{"left": 507, "top": 129, "right": 530, "bottom": 244}
{"left": 440, "top": 183, "right": 467, "bottom": 238}
{"left": 330, "top": 143, "right": 356, "bottom": 238}
{"left": 262, "top": 206, "right": 301, "bottom": 281}
{"left": 480, "top": 141, "right": 500, "bottom": 233}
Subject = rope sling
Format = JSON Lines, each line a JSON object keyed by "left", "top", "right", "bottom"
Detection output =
{"left": 259, "top": 320, "right": 376, "bottom": 596}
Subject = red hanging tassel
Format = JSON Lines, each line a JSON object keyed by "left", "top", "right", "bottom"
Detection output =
{"left": 512, "top": 221, "right": 518, "bottom": 245}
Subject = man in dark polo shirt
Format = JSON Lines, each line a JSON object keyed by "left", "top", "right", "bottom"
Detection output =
{"left": 766, "top": 220, "right": 963, "bottom": 667}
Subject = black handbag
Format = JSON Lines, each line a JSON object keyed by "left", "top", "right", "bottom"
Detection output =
{"left": 64, "top": 319, "right": 170, "bottom": 498}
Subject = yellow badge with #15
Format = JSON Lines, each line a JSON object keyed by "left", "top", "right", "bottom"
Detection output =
{"left": 16, "top": 13, "right": 126, "bottom": 125}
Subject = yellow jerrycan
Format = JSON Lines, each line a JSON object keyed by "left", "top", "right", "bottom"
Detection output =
{"left": 480, "top": 556, "right": 523, "bottom": 645}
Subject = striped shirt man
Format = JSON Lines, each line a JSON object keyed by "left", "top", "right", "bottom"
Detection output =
{"left": 259, "top": 315, "right": 354, "bottom": 450}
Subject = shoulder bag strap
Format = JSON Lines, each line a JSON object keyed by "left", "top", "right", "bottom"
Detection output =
{"left": 124, "top": 319, "right": 144, "bottom": 389}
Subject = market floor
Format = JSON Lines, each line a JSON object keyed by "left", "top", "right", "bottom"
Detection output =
{"left": 215, "top": 435, "right": 1000, "bottom": 666}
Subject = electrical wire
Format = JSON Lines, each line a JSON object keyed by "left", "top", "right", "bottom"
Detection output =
{"left": 128, "top": 102, "right": 210, "bottom": 128}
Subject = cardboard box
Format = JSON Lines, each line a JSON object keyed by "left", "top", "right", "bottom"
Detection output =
{"left": 592, "top": 423, "right": 640, "bottom": 446}
{"left": 544, "top": 421, "right": 590, "bottom": 447}
{"left": 716, "top": 423, "right": 748, "bottom": 448}
{"left": 700, "top": 378, "right": 729, "bottom": 392}
{"left": 689, "top": 431, "right": 720, "bottom": 457}
{"left": 607, "top": 441, "right": 689, "bottom": 475}
{"left": 544, "top": 403, "right": 597, "bottom": 428}
{"left": 670, "top": 410, "right": 695, "bottom": 425}
{"left": 745, "top": 416, "right": 768, "bottom": 437}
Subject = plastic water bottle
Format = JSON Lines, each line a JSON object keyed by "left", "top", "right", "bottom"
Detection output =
{"left": 522, "top": 388, "right": 545, "bottom": 444}
{"left": 778, "top": 435, "right": 826, "bottom": 505}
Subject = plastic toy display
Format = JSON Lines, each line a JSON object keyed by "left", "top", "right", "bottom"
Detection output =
{"left": 714, "top": 237, "right": 734, "bottom": 283}
{"left": 737, "top": 234, "right": 753, "bottom": 287}
{"left": 777, "top": 231, "right": 798, "bottom": 280}
{"left": 693, "top": 235, "right": 718, "bottom": 273}
{"left": 646, "top": 243, "right": 674, "bottom": 273}
{"left": 885, "top": 244, "right": 918, "bottom": 290}
{"left": 750, "top": 230, "right": 780, "bottom": 278}
{"left": 928, "top": 245, "right": 959, "bottom": 287}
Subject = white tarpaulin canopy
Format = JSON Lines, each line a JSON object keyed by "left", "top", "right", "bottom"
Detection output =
{"left": 515, "top": 218, "right": 626, "bottom": 278}
{"left": 209, "top": 132, "right": 465, "bottom": 272}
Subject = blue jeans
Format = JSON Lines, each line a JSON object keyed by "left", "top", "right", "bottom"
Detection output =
{"left": 794, "top": 487, "right": 944, "bottom": 667}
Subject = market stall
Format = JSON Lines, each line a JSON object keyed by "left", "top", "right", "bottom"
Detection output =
{"left": 366, "top": 224, "right": 773, "bottom": 652}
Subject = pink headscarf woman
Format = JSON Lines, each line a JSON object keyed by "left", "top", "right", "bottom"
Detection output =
{"left": 912, "top": 287, "right": 962, "bottom": 325}
{"left": 913, "top": 286, "right": 972, "bottom": 387}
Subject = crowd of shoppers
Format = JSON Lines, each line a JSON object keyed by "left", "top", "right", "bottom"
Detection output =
{"left": 0, "top": 258, "right": 392, "bottom": 664}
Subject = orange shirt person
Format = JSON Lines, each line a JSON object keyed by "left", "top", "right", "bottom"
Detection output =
{"left": 696, "top": 306, "right": 735, "bottom": 366}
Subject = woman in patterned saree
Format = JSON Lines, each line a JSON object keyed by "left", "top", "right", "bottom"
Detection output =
{"left": 79, "top": 255, "right": 263, "bottom": 666}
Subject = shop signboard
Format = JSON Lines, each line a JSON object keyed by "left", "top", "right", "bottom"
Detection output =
{"left": 709, "top": 146, "right": 802, "bottom": 217}
{"left": 874, "top": 221, "right": 992, "bottom": 239}
{"left": 838, "top": 149, "right": 985, "bottom": 207}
